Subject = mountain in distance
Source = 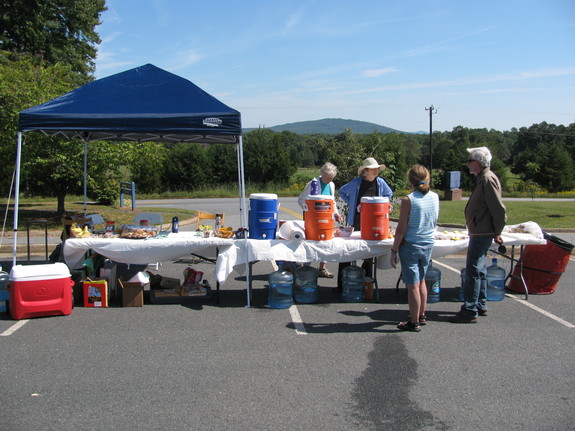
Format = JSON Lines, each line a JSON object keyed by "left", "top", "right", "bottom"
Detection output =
{"left": 243, "top": 118, "right": 410, "bottom": 134}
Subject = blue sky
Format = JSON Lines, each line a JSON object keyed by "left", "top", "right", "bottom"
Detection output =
{"left": 95, "top": 0, "right": 575, "bottom": 132}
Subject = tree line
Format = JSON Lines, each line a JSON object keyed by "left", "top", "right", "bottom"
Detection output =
{"left": 0, "top": 1, "right": 574, "bottom": 214}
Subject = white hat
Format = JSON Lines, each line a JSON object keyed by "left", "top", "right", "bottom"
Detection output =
{"left": 358, "top": 157, "right": 386, "bottom": 176}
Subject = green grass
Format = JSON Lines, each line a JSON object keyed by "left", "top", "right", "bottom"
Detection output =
{"left": 2, "top": 197, "right": 197, "bottom": 231}
{"left": 4, "top": 191, "right": 575, "bottom": 232}
{"left": 437, "top": 200, "right": 575, "bottom": 229}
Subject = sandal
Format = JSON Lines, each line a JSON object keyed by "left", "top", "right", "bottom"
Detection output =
{"left": 407, "top": 315, "right": 427, "bottom": 325}
{"left": 318, "top": 269, "right": 334, "bottom": 278}
{"left": 397, "top": 321, "right": 421, "bottom": 332}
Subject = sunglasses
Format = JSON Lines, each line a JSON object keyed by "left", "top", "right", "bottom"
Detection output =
{"left": 467, "top": 159, "right": 476, "bottom": 163}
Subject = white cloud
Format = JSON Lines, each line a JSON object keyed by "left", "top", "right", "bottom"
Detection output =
{"left": 363, "top": 67, "right": 398, "bottom": 78}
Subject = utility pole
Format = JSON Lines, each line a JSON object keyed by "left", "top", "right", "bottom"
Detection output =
{"left": 425, "top": 105, "right": 437, "bottom": 186}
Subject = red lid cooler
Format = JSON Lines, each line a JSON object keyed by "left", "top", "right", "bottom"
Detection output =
{"left": 9, "top": 263, "right": 74, "bottom": 320}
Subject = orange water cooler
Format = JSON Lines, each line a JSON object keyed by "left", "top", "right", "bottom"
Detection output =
{"left": 360, "top": 196, "right": 390, "bottom": 240}
{"left": 303, "top": 196, "right": 335, "bottom": 240}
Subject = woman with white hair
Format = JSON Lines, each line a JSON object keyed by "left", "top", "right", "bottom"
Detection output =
{"left": 450, "top": 146, "right": 507, "bottom": 323}
{"left": 298, "top": 162, "right": 343, "bottom": 277}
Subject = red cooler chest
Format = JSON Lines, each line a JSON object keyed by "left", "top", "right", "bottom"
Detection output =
{"left": 9, "top": 263, "right": 74, "bottom": 320}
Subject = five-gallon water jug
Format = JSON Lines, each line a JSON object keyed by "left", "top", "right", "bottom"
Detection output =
{"left": 341, "top": 262, "right": 365, "bottom": 303}
{"left": 459, "top": 268, "right": 466, "bottom": 302}
{"left": 486, "top": 258, "right": 506, "bottom": 301}
{"left": 0, "top": 271, "right": 8, "bottom": 313}
{"left": 294, "top": 263, "right": 319, "bottom": 303}
{"left": 268, "top": 262, "right": 294, "bottom": 309}
{"left": 425, "top": 260, "right": 441, "bottom": 303}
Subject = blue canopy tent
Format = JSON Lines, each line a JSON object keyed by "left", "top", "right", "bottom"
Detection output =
{"left": 14, "top": 64, "right": 248, "bottom": 289}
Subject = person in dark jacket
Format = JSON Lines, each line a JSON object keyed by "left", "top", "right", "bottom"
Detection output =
{"left": 450, "top": 147, "right": 506, "bottom": 323}
{"left": 336, "top": 157, "right": 393, "bottom": 290}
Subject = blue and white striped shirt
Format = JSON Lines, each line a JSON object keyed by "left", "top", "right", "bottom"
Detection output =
{"left": 404, "top": 190, "right": 439, "bottom": 244}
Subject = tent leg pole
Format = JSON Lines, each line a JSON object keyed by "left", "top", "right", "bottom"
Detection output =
{"left": 238, "top": 136, "right": 251, "bottom": 307}
{"left": 12, "top": 132, "right": 23, "bottom": 267}
{"left": 83, "top": 139, "right": 88, "bottom": 217}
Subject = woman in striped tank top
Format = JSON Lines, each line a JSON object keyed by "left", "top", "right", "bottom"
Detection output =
{"left": 390, "top": 165, "right": 439, "bottom": 332}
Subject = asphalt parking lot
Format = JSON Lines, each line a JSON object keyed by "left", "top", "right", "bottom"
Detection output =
{"left": 1, "top": 198, "right": 574, "bottom": 430}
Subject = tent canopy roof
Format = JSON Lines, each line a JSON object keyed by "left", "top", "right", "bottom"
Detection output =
{"left": 18, "top": 63, "right": 241, "bottom": 143}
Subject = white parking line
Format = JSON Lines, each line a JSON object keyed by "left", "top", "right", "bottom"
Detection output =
{"left": 433, "top": 259, "right": 575, "bottom": 329}
{"left": 289, "top": 304, "right": 307, "bottom": 335}
{"left": 0, "top": 319, "right": 29, "bottom": 336}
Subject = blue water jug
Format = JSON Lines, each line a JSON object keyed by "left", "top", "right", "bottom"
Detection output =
{"left": 486, "top": 258, "right": 506, "bottom": 301}
{"left": 249, "top": 193, "right": 279, "bottom": 239}
{"left": 341, "top": 262, "right": 365, "bottom": 303}
{"left": 268, "top": 262, "right": 294, "bottom": 309}
{"left": 294, "top": 263, "right": 319, "bottom": 304}
{"left": 425, "top": 260, "right": 441, "bottom": 303}
{"left": 0, "top": 271, "right": 8, "bottom": 313}
{"left": 459, "top": 268, "right": 466, "bottom": 301}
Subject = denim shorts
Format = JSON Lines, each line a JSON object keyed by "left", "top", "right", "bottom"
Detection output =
{"left": 398, "top": 242, "right": 434, "bottom": 284}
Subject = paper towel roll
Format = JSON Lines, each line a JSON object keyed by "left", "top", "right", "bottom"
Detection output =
{"left": 279, "top": 220, "right": 306, "bottom": 240}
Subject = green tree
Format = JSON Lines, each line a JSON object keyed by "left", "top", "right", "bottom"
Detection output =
{"left": 0, "top": 0, "right": 107, "bottom": 76}
{"left": 163, "top": 143, "right": 211, "bottom": 191}
{"left": 0, "top": 51, "right": 87, "bottom": 213}
{"left": 207, "top": 144, "right": 237, "bottom": 184}
{"left": 129, "top": 142, "right": 168, "bottom": 194}
{"left": 243, "top": 129, "right": 296, "bottom": 185}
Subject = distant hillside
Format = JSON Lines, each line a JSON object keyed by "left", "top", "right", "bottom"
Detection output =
{"left": 243, "top": 118, "right": 405, "bottom": 134}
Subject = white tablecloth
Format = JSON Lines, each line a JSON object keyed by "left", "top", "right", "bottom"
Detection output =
{"left": 63, "top": 232, "right": 235, "bottom": 269}
{"left": 214, "top": 232, "right": 545, "bottom": 284}
{"left": 64, "top": 231, "right": 546, "bottom": 286}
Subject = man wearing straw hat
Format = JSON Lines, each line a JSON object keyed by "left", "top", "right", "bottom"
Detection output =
{"left": 336, "top": 157, "right": 393, "bottom": 290}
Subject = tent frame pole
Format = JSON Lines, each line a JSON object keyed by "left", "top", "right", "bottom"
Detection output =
{"left": 12, "top": 132, "right": 23, "bottom": 267}
{"left": 83, "top": 139, "right": 88, "bottom": 216}
{"left": 237, "top": 136, "right": 251, "bottom": 307}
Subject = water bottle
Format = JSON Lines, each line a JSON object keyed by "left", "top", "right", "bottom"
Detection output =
{"left": 486, "top": 258, "right": 506, "bottom": 301}
{"left": 459, "top": 268, "right": 466, "bottom": 301}
{"left": 341, "top": 262, "right": 365, "bottom": 303}
{"left": 215, "top": 214, "right": 223, "bottom": 231}
{"left": 294, "top": 263, "right": 319, "bottom": 303}
{"left": 310, "top": 178, "right": 319, "bottom": 195}
{"left": 425, "top": 260, "right": 441, "bottom": 303}
{"left": 268, "top": 262, "right": 294, "bottom": 309}
{"left": 172, "top": 216, "right": 179, "bottom": 233}
{"left": 0, "top": 271, "right": 8, "bottom": 313}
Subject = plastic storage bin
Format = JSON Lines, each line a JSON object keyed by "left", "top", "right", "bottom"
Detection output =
{"left": 507, "top": 232, "right": 574, "bottom": 295}
{"left": 9, "top": 263, "right": 74, "bottom": 320}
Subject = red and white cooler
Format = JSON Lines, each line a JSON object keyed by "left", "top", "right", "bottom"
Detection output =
{"left": 9, "top": 263, "right": 74, "bottom": 320}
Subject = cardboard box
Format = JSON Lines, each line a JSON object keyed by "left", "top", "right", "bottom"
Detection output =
{"left": 83, "top": 280, "right": 108, "bottom": 307}
{"left": 444, "top": 188, "right": 462, "bottom": 201}
{"left": 118, "top": 280, "right": 143, "bottom": 307}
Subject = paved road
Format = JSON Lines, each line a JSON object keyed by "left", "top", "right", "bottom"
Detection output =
{"left": 1, "top": 198, "right": 574, "bottom": 430}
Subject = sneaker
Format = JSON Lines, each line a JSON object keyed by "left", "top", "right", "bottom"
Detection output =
{"left": 449, "top": 311, "right": 478, "bottom": 323}
{"left": 318, "top": 269, "right": 334, "bottom": 278}
{"left": 397, "top": 321, "right": 421, "bottom": 332}
{"left": 478, "top": 309, "right": 489, "bottom": 316}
